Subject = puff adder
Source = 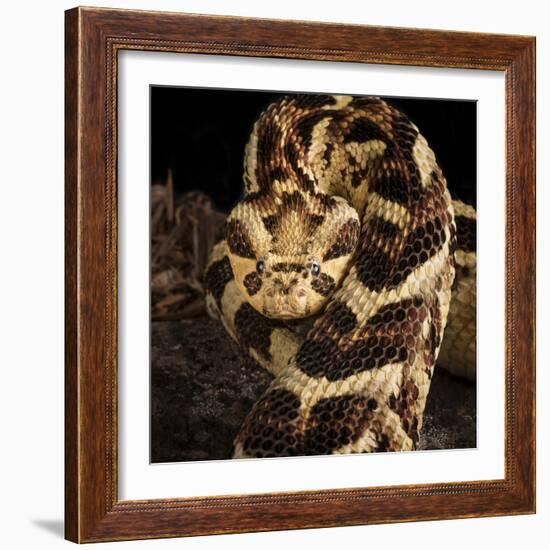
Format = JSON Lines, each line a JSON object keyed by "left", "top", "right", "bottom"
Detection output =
{"left": 205, "top": 94, "right": 476, "bottom": 458}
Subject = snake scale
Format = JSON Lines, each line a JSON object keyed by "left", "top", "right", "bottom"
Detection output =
{"left": 205, "top": 94, "right": 476, "bottom": 458}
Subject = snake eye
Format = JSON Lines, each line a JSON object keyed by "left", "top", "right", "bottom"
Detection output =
{"left": 310, "top": 261, "right": 320, "bottom": 276}
{"left": 256, "top": 260, "right": 266, "bottom": 274}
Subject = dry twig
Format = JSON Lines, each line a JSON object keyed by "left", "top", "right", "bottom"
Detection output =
{"left": 151, "top": 173, "right": 226, "bottom": 321}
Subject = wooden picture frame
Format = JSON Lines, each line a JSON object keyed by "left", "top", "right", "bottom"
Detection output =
{"left": 65, "top": 6, "right": 536, "bottom": 543}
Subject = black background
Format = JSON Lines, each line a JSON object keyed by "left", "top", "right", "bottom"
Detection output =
{"left": 151, "top": 87, "right": 476, "bottom": 212}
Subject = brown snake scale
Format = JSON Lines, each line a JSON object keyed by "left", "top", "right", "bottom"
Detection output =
{"left": 205, "top": 94, "right": 476, "bottom": 458}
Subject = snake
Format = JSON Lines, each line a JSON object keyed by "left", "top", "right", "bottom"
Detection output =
{"left": 205, "top": 94, "right": 476, "bottom": 458}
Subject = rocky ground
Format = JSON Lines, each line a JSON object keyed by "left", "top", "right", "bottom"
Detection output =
{"left": 151, "top": 316, "right": 476, "bottom": 462}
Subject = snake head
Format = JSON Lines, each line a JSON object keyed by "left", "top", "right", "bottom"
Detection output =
{"left": 226, "top": 191, "right": 360, "bottom": 319}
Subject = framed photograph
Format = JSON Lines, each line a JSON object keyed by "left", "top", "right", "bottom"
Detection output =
{"left": 65, "top": 7, "right": 536, "bottom": 543}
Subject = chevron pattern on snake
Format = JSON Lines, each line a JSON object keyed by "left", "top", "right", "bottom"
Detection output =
{"left": 205, "top": 94, "right": 475, "bottom": 458}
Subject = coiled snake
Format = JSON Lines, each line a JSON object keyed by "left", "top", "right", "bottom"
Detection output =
{"left": 205, "top": 94, "right": 476, "bottom": 458}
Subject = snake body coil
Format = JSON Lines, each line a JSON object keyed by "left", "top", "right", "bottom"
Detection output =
{"left": 205, "top": 94, "right": 476, "bottom": 457}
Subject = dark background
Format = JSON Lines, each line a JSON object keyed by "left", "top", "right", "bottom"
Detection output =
{"left": 150, "top": 86, "right": 476, "bottom": 212}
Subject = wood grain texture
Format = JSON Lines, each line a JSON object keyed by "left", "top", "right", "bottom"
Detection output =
{"left": 64, "top": 6, "right": 536, "bottom": 543}
{"left": 64, "top": 7, "right": 79, "bottom": 543}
